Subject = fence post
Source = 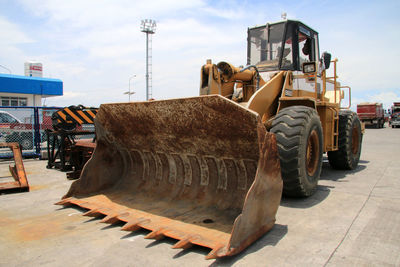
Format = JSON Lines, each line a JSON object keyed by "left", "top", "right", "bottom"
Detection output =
{"left": 33, "top": 107, "right": 41, "bottom": 156}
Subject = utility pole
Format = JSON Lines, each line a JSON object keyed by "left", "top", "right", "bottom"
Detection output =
{"left": 124, "top": 75, "right": 136, "bottom": 101}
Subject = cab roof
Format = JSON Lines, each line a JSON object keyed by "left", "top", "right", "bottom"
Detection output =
{"left": 248, "top": 20, "right": 318, "bottom": 35}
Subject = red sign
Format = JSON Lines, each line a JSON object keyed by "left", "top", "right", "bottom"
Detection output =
{"left": 30, "top": 66, "right": 42, "bottom": 71}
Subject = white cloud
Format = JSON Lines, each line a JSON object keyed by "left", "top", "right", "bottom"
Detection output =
{"left": 367, "top": 91, "right": 400, "bottom": 110}
{"left": 0, "top": 0, "right": 398, "bottom": 109}
{"left": 0, "top": 16, "right": 35, "bottom": 75}
{"left": 200, "top": 6, "right": 245, "bottom": 20}
{"left": 352, "top": 91, "right": 400, "bottom": 111}
{"left": 62, "top": 91, "right": 85, "bottom": 98}
{"left": 0, "top": 16, "right": 33, "bottom": 45}
{"left": 18, "top": 0, "right": 205, "bottom": 28}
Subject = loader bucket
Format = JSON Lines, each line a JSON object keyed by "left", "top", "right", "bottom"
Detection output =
{"left": 56, "top": 95, "right": 282, "bottom": 259}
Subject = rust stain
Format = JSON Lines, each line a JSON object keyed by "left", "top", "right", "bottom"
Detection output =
{"left": 29, "top": 184, "right": 48, "bottom": 191}
{"left": 12, "top": 220, "right": 63, "bottom": 242}
{"left": 0, "top": 210, "right": 82, "bottom": 243}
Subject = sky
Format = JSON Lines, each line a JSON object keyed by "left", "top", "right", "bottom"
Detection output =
{"left": 0, "top": 0, "right": 399, "bottom": 110}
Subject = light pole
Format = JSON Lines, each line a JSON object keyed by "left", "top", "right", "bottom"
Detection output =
{"left": 141, "top": 19, "right": 156, "bottom": 101}
{"left": 124, "top": 75, "right": 136, "bottom": 101}
{"left": 0, "top": 64, "right": 12, "bottom": 74}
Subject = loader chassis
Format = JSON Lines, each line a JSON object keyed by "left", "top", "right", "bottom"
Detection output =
{"left": 58, "top": 19, "right": 362, "bottom": 259}
{"left": 248, "top": 20, "right": 340, "bottom": 152}
{"left": 200, "top": 20, "right": 362, "bottom": 196}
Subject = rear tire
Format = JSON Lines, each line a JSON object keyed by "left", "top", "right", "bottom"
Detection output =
{"left": 271, "top": 106, "right": 323, "bottom": 197}
{"left": 328, "top": 111, "right": 362, "bottom": 169}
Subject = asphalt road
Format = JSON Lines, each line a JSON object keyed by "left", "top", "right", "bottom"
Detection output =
{"left": 0, "top": 125, "right": 399, "bottom": 266}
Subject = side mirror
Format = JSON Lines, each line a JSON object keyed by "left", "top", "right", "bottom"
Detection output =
{"left": 321, "top": 52, "right": 332, "bottom": 70}
{"left": 302, "top": 62, "right": 316, "bottom": 74}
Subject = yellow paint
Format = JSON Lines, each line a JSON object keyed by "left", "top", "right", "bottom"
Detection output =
{"left": 65, "top": 108, "right": 83, "bottom": 124}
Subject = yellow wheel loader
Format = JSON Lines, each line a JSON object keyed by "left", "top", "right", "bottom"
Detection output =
{"left": 57, "top": 20, "right": 362, "bottom": 259}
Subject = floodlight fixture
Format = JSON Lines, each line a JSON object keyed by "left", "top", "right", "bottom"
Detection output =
{"left": 141, "top": 19, "right": 157, "bottom": 34}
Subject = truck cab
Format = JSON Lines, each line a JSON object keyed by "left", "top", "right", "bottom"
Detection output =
{"left": 390, "top": 102, "right": 400, "bottom": 128}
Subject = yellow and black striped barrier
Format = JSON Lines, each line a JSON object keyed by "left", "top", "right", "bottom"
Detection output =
{"left": 52, "top": 105, "right": 98, "bottom": 131}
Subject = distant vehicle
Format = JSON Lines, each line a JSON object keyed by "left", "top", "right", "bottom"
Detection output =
{"left": 0, "top": 110, "right": 55, "bottom": 150}
{"left": 357, "top": 102, "right": 385, "bottom": 128}
{"left": 0, "top": 110, "right": 34, "bottom": 149}
{"left": 0, "top": 110, "right": 21, "bottom": 126}
{"left": 384, "top": 109, "right": 390, "bottom": 123}
{"left": 390, "top": 102, "right": 400, "bottom": 128}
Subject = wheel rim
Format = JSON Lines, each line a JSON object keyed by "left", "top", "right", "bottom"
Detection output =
{"left": 306, "top": 129, "right": 320, "bottom": 176}
{"left": 21, "top": 139, "right": 32, "bottom": 149}
{"left": 351, "top": 125, "right": 360, "bottom": 155}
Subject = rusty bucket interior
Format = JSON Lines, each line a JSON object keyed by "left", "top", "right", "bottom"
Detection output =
{"left": 57, "top": 95, "right": 282, "bottom": 259}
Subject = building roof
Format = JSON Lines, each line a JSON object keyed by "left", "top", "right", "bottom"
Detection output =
{"left": 0, "top": 73, "right": 63, "bottom": 97}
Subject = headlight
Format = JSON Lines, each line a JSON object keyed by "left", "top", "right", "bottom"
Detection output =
{"left": 302, "top": 62, "right": 316, "bottom": 74}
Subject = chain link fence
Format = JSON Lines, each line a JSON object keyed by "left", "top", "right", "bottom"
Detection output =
{"left": 0, "top": 106, "right": 61, "bottom": 158}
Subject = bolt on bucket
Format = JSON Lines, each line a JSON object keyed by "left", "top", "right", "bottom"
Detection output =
{"left": 56, "top": 95, "right": 282, "bottom": 259}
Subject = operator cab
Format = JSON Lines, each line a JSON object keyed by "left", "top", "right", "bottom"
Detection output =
{"left": 247, "top": 20, "right": 319, "bottom": 72}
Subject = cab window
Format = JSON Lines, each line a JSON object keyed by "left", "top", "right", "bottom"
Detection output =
{"left": 280, "top": 24, "right": 294, "bottom": 69}
{"left": 298, "top": 25, "right": 315, "bottom": 67}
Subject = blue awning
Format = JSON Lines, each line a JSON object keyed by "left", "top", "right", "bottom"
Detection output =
{"left": 0, "top": 73, "right": 63, "bottom": 97}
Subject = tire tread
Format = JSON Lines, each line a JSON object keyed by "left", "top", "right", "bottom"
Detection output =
{"left": 271, "top": 106, "right": 322, "bottom": 197}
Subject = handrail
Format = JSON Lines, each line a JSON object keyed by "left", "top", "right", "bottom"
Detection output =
{"left": 321, "top": 59, "right": 341, "bottom": 104}
{"left": 333, "top": 59, "right": 338, "bottom": 104}
{"left": 339, "top": 86, "right": 351, "bottom": 109}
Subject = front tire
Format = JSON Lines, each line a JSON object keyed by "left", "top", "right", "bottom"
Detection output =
{"left": 20, "top": 133, "right": 34, "bottom": 150}
{"left": 328, "top": 111, "right": 362, "bottom": 169}
{"left": 271, "top": 106, "right": 323, "bottom": 197}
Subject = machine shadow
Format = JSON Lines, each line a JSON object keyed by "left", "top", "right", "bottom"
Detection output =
{"left": 280, "top": 187, "right": 330, "bottom": 208}
{"left": 320, "top": 159, "right": 368, "bottom": 182}
{"left": 280, "top": 158, "right": 368, "bottom": 209}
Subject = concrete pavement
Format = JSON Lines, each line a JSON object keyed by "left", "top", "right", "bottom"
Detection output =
{"left": 0, "top": 126, "right": 399, "bottom": 266}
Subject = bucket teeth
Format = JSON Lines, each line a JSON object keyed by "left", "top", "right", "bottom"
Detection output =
{"left": 144, "top": 229, "right": 166, "bottom": 240}
{"left": 117, "top": 212, "right": 130, "bottom": 219}
{"left": 205, "top": 246, "right": 224, "bottom": 260}
{"left": 172, "top": 238, "right": 193, "bottom": 249}
{"left": 100, "top": 214, "right": 119, "bottom": 224}
{"left": 121, "top": 218, "right": 150, "bottom": 232}
{"left": 121, "top": 222, "right": 140, "bottom": 232}
{"left": 83, "top": 209, "right": 101, "bottom": 217}
{"left": 55, "top": 198, "right": 72, "bottom": 206}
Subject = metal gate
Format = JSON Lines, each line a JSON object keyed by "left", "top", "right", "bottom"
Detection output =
{"left": 0, "top": 106, "right": 61, "bottom": 158}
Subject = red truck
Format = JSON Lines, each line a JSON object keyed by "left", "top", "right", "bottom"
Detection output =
{"left": 357, "top": 102, "right": 385, "bottom": 128}
{"left": 390, "top": 102, "right": 400, "bottom": 128}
